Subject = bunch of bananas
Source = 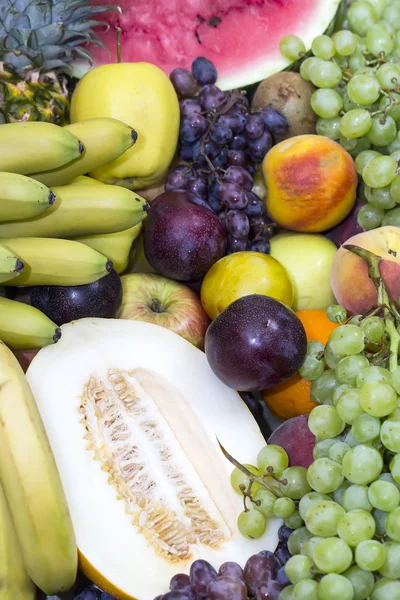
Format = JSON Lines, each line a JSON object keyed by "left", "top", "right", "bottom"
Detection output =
{"left": 0, "top": 118, "right": 148, "bottom": 350}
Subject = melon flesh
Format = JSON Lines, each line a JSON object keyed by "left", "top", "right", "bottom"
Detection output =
{"left": 80, "top": 0, "right": 343, "bottom": 89}
{"left": 26, "top": 319, "right": 280, "bottom": 600}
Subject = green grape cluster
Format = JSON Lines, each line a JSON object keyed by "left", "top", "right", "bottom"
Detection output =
{"left": 280, "top": 0, "right": 400, "bottom": 232}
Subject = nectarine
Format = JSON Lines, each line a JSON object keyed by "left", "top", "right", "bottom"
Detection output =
{"left": 262, "top": 135, "right": 357, "bottom": 232}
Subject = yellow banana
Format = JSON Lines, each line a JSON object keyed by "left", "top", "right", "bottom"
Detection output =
{"left": 0, "top": 172, "right": 55, "bottom": 221}
{"left": 0, "top": 342, "right": 77, "bottom": 594}
{"left": 0, "top": 297, "right": 60, "bottom": 349}
{"left": 1, "top": 238, "right": 112, "bottom": 287}
{"left": 68, "top": 175, "right": 104, "bottom": 186}
{"left": 0, "top": 184, "right": 148, "bottom": 239}
{"left": 0, "top": 122, "right": 83, "bottom": 175}
{"left": 73, "top": 222, "right": 142, "bottom": 274}
{"left": 32, "top": 118, "right": 137, "bottom": 187}
{"left": 0, "top": 481, "right": 36, "bottom": 600}
{"left": 0, "top": 242, "right": 24, "bottom": 284}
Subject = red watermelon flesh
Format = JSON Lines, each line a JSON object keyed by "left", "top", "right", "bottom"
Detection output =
{"left": 85, "top": 0, "right": 341, "bottom": 89}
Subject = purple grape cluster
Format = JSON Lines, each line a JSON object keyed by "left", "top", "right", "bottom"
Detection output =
{"left": 152, "top": 527, "right": 292, "bottom": 600}
{"left": 168, "top": 57, "right": 289, "bottom": 255}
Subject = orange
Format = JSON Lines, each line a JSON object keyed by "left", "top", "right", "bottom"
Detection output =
{"left": 262, "top": 310, "right": 339, "bottom": 421}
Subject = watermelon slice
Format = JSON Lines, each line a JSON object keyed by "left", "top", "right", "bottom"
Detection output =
{"left": 76, "top": 0, "right": 344, "bottom": 89}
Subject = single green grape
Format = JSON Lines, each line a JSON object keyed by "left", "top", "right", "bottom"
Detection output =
{"left": 363, "top": 155, "right": 397, "bottom": 188}
{"left": 378, "top": 473, "right": 400, "bottom": 491}
{"left": 355, "top": 150, "right": 381, "bottom": 175}
{"left": 349, "top": 136, "right": 372, "bottom": 158}
{"left": 300, "top": 57, "right": 321, "bottom": 82}
{"left": 377, "top": 62, "right": 400, "bottom": 90}
{"left": 334, "top": 30, "right": 357, "bottom": 56}
{"left": 343, "top": 565, "right": 374, "bottom": 600}
{"left": 332, "top": 384, "right": 352, "bottom": 407}
{"left": 356, "top": 365, "right": 392, "bottom": 388}
{"left": 349, "top": 45, "right": 367, "bottom": 74}
{"left": 324, "top": 344, "right": 343, "bottom": 370}
{"left": 390, "top": 454, "right": 400, "bottom": 484}
{"left": 311, "top": 35, "right": 335, "bottom": 60}
{"left": 336, "top": 389, "right": 364, "bottom": 425}
{"left": 280, "top": 35, "right": 306, "bottom": 61}
{"left": 366, "top": 23, "right": 394, "bottom": 55}
{"left": 342, "top": 484, "right": 373, "bottom": 512}
{"left": 380, "top": 418, "right": 400, "bottom": 453}
{"left": 313, "top": 438, "right": 340, "bottom": 460}
{"left": 348, "top": 74, "right": 381, "bottom": 105}
{"left": 390, "top": 176, "right": 400, "bottom": 204}
{"left": 288, "top": 526, "right": 314, "bottom": 556}
{"left": 339, "top": 134, "right": 358, "bottom": 153}
{"left": 298, "top": 492, "right": 331, "bottom": 520}
{"left": 313, "top": 537, "right": 353, "bottom": 573}
{"left": 385, "top": 506, "right": 400, "bottom": 541}
{"left": 337, "top": 509, "right": 376, "bottom": 546}
{"left": 300, "top": 354, "right": 325, "bottom": 381}
{"left": 316, "top": 117, "right": 341, "bottom": 140}
{"left": 328, "top": 325, "right": 365, "bottom": 356}
{"left": 368, "top": 479, "right": 400, "bottom": 512}
{"left": 279, "top": 466, "right": 312, "bottom": 499}
{"left": 367, "top": 186, "right": 397, "bottom": 210}
{"left": 351, "top": 413, "right": 381, "bottom": 443}
{"left": 274, "top": 497, "right": 296, "bottom": 519}
{"left": 300, "top": 535, "right": 323, "bottom": 560}
{"left": 348, "top": 1, "right": 378, "bottom": 37}
{"left": 230, "top": 464, "right": 261, "bottom": 495}
{"left": 371, "top": 578, "right": 400, "bottom": 600}
{"left": 329, "top": 441, "right": 351, "bottom": 464}
{"left": 340, "top": 109, "right": 372, "bottom": 139}
{"left": 307, "top": 340, "right": 325, "bottom": 356}
{"left": 305, "top": 500, "right": 345, "bottom": 537}
{"left": 378, "top": 541, "right": 400, "bottom": 579}
{"left": 251, "top": 488, "right": 277, "bottom": 518}
{"left": 383, "top": 3, "right": 400, "bottom": 29}
{"left": 367, "top": 115, "right": 397, "bottom": 147}
{"left": 383, "top": 206, "right": 400, "bottom": 227}
{"left": 342, "top": 444, "right": 383, "bottom": 485}
{"left": 307, "top": 458, "right": 344, "bottom": 494}
{"left": 237, "top": 508, "right": 266, "bottom": 539}
{"left": 308, "top": 405, "right": 345, "bottom": 439}
{"left": 357, "top": 204, "right": 385, "bottom": 229}
{"left": 280, "top": 586, "right": 295, "bottom": 600}
{"left": 326, "top": 304, "right": 347, "bottom": 324}
{"left": 284, "top": 554, "right": 314, "bottom": 584}
{"left": 309, "top": 60, "right": 343, "bottom": 89}
{"left": 355, "top": 539, "right": 387, "bottom": 571}
{"left": 284, "top": 509, "right": 304, "bottom": 530}
{"left": 336, "top": 354, "right": 369, "bottom": 386}
{"left": 310, "top": 369, "right": 339, "bottom": 404}
{"left": 311, "top": 89, "right": 343, "bottom": 119}
{"left": 257, "top": 444, "right": 289, "bottom": 477}
{"left": 359, "top": 381, "right": 397, "bottom": 417}
{"left": 293, "top": 578, "right": 318, "bottom": 600}
{"left": 317, "top": 573, "right": 355, "bottom": 600}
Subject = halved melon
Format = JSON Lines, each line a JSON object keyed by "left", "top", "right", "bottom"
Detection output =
{"left": 75, "top": 0, "right": 344, "bottom": 89}
{"left": 26, "top": 319, "right": 280, "bottom": 600}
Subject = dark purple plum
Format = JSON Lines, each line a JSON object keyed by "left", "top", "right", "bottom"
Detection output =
{"left": 30, "top": 270, "right": 122, "bottom": 326}
{"left": 205, "top": 295, "right": 307, "bottom": 391}
{"left": 143, "top": 191, "right": 227, "bottom": 281}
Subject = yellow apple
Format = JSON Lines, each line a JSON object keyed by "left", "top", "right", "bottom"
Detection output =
{"left": 200, "top": 251, "right": 293, "bottom": 320}
{"left": 270, "top": 233, "right": 337, "bottom": 311}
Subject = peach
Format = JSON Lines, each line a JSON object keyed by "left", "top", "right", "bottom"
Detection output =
{"left": 330, "top": 226, "right": 400, "bottom": 315}
{"left": 262, "top": 135, "right": 357, "bottom": 232}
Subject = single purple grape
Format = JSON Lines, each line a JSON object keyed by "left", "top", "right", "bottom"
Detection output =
{"left": 186, "top": 177, "right": 208, "bottom": 198}
{"left": 227, "top": 235, "right": 248, "bottom": 254}
{"left": 204, "top": 142, "right": 221, "bottom": 159}
{"left": 170, "top": 574, "right": 191, "bottom": 591}
{"left": 206, "top": 576, "right": 247, "bottom": 600}
{"left": 218, "top": 562, "right": 244, "bottom": 580}
{"left": 189, "top": 560, "right": 217, "bottom": 597}
{"left": 165, "top": 167, "right": 189, "bottom": 192}
{"left": 260, "top": 107, "right": 289, "bottom": 136}
{"left": 274, "top": 544, "right": 292, "bottom": 567}
{"left": 213, "top": 148, "right": 229, "bottom": 168}
{"left": 180, "top": 99, "right": 201, "bottom": 118}
{"left": 170, "top": 68, "right": 198, "bottom": 98}
{"left": 219, "top": 182, "right": 248, "bottom": 210}
{"left": 278, "top": 525, "right": 293, "bottom": 545}
{"left": 218, "top": 113, "right": 246, "bottom": 134}
{"left": 244, "top": 114, "right": 265, "bottom": 139}
{"left": 227, "top": 149, "right": 248, "bottom": 167}
{"left": 163, "top": 592, "right": 195, "bottom": 600}
{"left": 180, "top": 114, "right": 208, "bottom": 143}
{"left": 247, "top": 130, "right": 273, "bottom": 162}
{"left": 210, "top": 123, "right": 233, "bottom": 146}
{"left": 224, "top": 166, "right": 253, "bottom": 191}
{"left": 256, "top": 580, "right": 284, "bottom": 600}
{"left": 244, "top": 554, "right": 278, "bottom": 596}
{"left": 276, "top": 566, "right": 291, "bottom": 587}
{"left": 192, "top": 56, "right": 218, "bottom": 85}
{"left": 226, "top": 210, "right": 250, "bottom": 238}
{"left": 179, "top": 144, "right": 194, "bottom": 161}
{"left": 199, "top": 85, "right": 225, "bottom": 112}
{"left": 245, "top": 192, "right": 264, "bottom": 216}
{"left": 230, "top": 135, "right": 247, "bottom": 151}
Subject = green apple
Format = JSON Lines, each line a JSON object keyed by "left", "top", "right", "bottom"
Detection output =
{"left": 118, "top": 272, "right": 210, "bottom": 349}
{"left": 270, "top": 233, "right": 337, "bottom": 311}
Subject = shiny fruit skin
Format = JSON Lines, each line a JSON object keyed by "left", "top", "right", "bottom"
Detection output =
{"left": 205, "top": 294, "right": 307, "bottom": 391}
{"left": 143, "top": 191, "right": 227, "bottom": 282}
{"left": 200, "top": 251, "right": 294, "bottom": 320}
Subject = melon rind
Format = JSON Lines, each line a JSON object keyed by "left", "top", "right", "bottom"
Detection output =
{"left": 26, "top": 319, "right": 280, "bottom": 600}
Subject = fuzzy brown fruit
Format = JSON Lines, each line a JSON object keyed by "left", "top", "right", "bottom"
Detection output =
{"left": 251, "top": 72, "right": 317, "bottom": 140}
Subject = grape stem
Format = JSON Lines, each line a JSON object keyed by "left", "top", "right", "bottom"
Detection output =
{"left": 344, "top": 244, "right": 400, "bottom": 372}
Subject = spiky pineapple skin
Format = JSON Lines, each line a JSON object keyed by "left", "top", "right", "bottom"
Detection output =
{"left": 0, "top": 0, "right": 118, "bottom": 124}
